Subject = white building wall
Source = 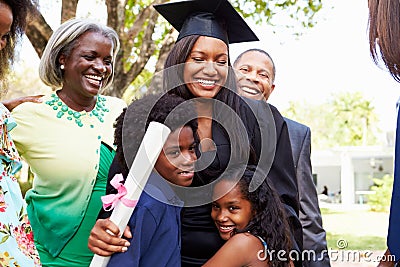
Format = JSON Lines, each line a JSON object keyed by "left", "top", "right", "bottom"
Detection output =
{"left": 311, "top": 146, "right": 394, "bottom": 205}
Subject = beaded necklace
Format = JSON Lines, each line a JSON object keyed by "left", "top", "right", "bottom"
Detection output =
{"left": 45, "top": 93, "right": 110, "bottom": 127}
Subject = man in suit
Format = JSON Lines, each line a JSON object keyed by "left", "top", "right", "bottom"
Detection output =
{"left": 233, "top": 48, "right": 331, "bottom": 267}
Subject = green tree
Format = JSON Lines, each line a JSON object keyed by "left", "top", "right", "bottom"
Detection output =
{"left": 6, "top": 62, "right": 50, "bottom": 99}
{"left": 283, "top": 91, "right": 381, "bottom": 149}
{"left": 368, "top": 174, "right": 393, "bottom": 212}
{"left": 330, "top": 91, "right": 379, "bottom": 146}
{"left": 24, "top": 0, "right": 323, "bottom": 98}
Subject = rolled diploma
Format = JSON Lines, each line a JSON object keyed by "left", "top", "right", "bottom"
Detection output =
{"left": 89, "top": 121, "right": 171, "bottom": 267}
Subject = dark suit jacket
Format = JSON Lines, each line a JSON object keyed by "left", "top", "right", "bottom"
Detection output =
{"left": 285, "top": 118, "right": 330, "bottom": 267}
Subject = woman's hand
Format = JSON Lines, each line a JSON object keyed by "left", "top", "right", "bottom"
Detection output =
{"left": 88, "top": 218, "right": 132, "bottom": 256}
{"left": 377, "top": 248, "right": 396, "bottom": 267}
{"left": 2, "top": 95, "right": 44, "bottom": 111}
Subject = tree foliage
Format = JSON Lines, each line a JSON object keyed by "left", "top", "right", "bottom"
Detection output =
{"left": 232, "top": 0, "right": 322, "bottom": 29}
{"left": 24, "top": 0, "right": 323, "bottom": 98}
{"left": 6, "top": 63, "right": 50, "bottom": 99}
{"left": 283, "top": 91, "right": 381, "bottom": 149}
{"left": 368, "top": 174, "right": 393, "bottom": 212}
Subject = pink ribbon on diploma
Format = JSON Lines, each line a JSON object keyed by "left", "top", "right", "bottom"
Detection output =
{"left": 101, "top": 173, "right": 138, "bottom": 211}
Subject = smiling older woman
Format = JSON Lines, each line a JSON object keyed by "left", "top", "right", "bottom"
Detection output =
{"left": 0, "top": 0, "right": 42, "bottom": 266}
{"left": 10, "top": 18, "right": 126, "bottom": 267}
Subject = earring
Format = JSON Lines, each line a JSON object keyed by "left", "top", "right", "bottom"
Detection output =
{"left": 60, "top": 65, "right": 65, "bottom": 70}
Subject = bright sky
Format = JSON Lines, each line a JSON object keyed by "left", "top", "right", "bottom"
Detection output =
{"left": 230, "top": 0, "right": 399, "bottom": 134}
{"left": 19, "top": 0, "right": 399, "bottom": 135}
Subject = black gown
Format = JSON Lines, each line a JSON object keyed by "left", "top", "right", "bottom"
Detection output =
{"left": 102, "top": 98, "right": 302, "bottom": 267}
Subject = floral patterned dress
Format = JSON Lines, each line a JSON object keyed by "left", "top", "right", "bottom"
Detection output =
{"left": 0, "top": 104, "right": 41, "bottom": 267}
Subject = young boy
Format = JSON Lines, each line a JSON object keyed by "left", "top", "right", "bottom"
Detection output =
{"left": 105, "top": 93, "right": 198, "bottom": 267}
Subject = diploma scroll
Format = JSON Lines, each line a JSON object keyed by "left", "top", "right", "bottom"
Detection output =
{"left": 89, "top": 121, "right": 171, "bottom": 267}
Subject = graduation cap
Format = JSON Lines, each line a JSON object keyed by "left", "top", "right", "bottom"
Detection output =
{"left": 153, "top": 0, "right": 259, "bottom": 44}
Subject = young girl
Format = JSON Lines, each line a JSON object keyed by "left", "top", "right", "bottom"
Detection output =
{"left": 204, "top": 166, "right": 292, "bottom": 267}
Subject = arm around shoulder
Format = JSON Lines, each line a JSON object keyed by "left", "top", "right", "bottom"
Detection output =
{"left": 2, "top": 95, "right": 43, "bottom": 112}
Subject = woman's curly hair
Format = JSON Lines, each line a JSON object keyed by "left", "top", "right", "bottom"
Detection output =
{"left": 114, "top": 93, "right": 199, "bottom": 177}
{"left": 0, "top": 0, "right": 37, "bottom": 88}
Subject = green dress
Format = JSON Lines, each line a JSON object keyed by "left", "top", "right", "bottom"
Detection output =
{"left": 11, "top": 93, "right": 126, "bottom": 267}
{"left": 35, "top": 143, "right": 114, "bottom": 266}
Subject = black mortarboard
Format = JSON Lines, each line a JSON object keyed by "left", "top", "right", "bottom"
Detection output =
{"left": 153, "top": 0, "right": 259, "bottom": 44}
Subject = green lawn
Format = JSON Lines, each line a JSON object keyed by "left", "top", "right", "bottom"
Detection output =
{"left": 326, "top": 232, "right": 386, "bottom": 250}
{"left": 321, "top": 206, "right": 388, "bottom": 251}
